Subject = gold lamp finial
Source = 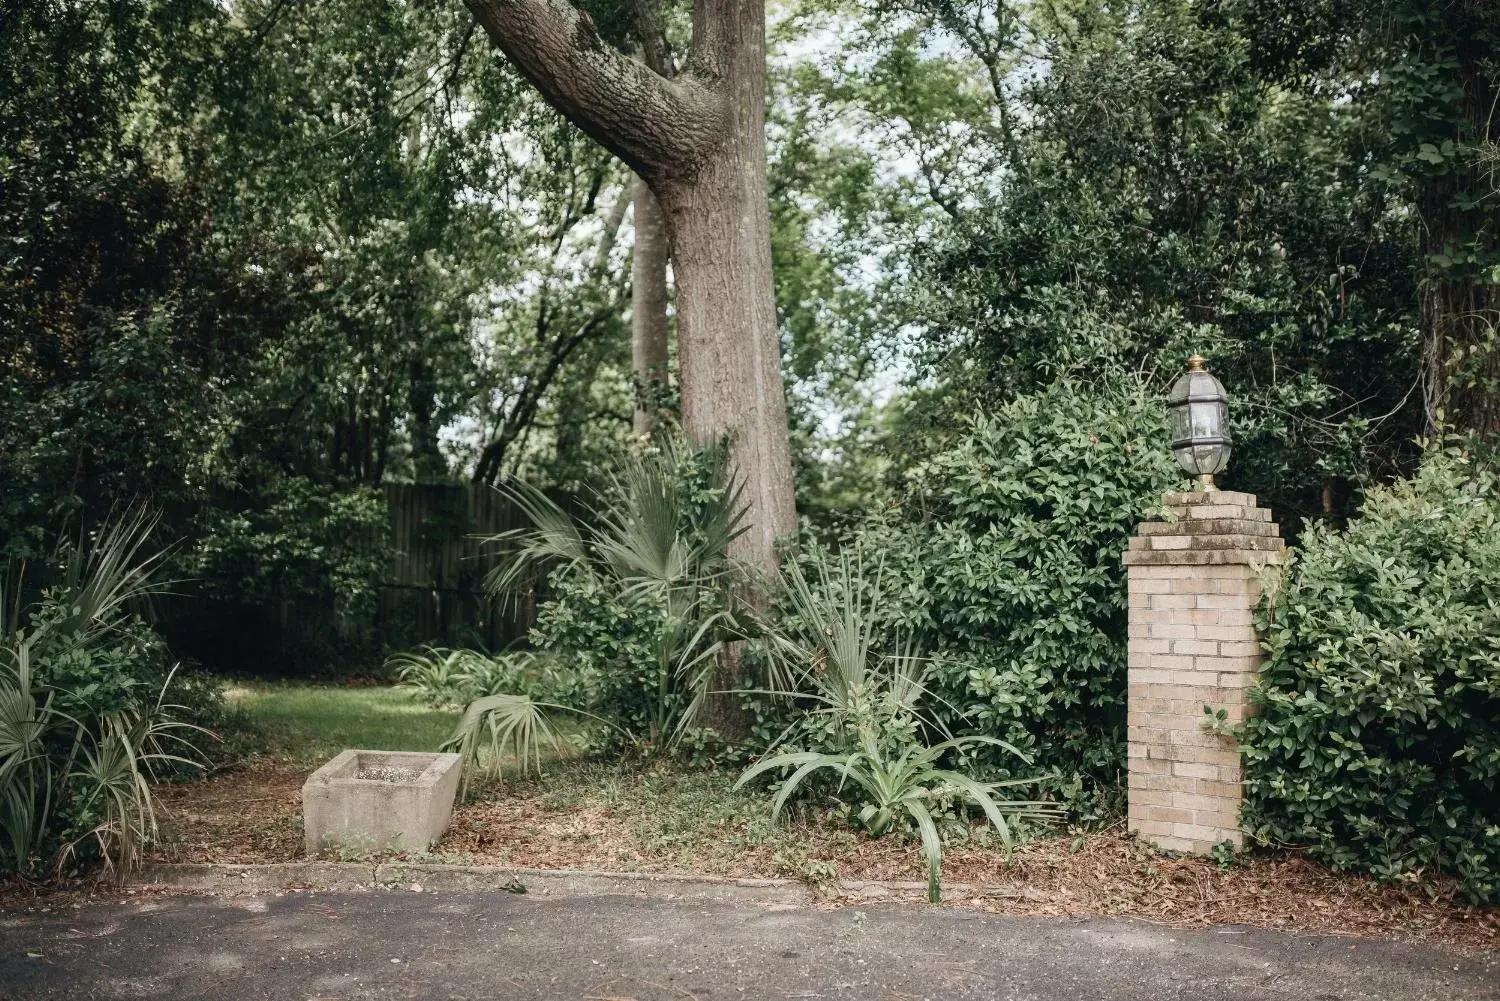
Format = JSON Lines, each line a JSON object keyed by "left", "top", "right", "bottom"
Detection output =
{"left": 1187, "top": 353, "right": 1206, "bottom": 372}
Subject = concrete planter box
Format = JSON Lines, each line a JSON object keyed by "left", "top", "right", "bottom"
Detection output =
{"left": 302, "top": 750, "right": 463, "bottom": 857}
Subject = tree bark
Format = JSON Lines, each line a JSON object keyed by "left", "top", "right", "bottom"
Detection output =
{"left": 631, "top": 173, "right": 671, "bottom": 437}
{"left": 1416, "top": 13, "right": 1500, "bottom": 435}
{"left": 659, "top": 156, "right": 796, "bottom": 570}
{"left": 465, "top": 0, "right": 798, "bottom": 573}
{"left": 465, "top": 0, "right": 722, "bottom": 181}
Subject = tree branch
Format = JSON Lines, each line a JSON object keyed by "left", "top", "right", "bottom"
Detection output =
{"left": 464, "top": 0, "right": 724, "bottom": 181}
{"left": 472, "top": 300, "right": 623, "bottom": 484}
{"left": 632, "top": 0, "right": 677, "bottom": 77}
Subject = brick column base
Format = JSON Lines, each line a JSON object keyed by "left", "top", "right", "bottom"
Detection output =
{"left": 1121, "top": 489, "right": 1284, "bottom": 854}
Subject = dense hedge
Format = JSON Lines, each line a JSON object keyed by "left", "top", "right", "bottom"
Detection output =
{"left": 1241, "top": 443, "right": 1500, "bottom": 902}
{"left": 863, "top": 381, "right": 1180, "bottom": 811}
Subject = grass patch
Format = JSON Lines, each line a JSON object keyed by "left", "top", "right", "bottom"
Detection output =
{"left": 223, "top": 680, "right": 459, "bottom": 765}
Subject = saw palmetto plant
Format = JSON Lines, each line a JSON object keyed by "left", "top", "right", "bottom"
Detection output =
{"left": 1, "top": 509, "right": 206, "bottom": 879}
{"left": 740, "top": 544, "right": 1063, "bottom": 903}
{"left": 443, "top": 439, "right": 758, "bottom": 779}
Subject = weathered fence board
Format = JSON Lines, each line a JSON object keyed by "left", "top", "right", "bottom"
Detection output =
{"left": 378, "top": 482, "right": 531, "bottom": 652}
{"left": 158, "top": 483, "right": 543, "bottom": 675}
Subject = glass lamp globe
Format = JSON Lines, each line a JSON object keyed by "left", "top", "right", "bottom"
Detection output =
{"left": 1167, "top": 354, "right": 1231, "bottom": 489}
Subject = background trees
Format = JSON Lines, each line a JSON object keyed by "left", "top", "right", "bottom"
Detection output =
{"left": 3, "top": 0, "right": 1497, "bottom": 663}
{"left": 774, "top": 0, "right": 1496, "bottom": 525}
{"left": 5, "top": 0, "right": 1499, "bottom": 900}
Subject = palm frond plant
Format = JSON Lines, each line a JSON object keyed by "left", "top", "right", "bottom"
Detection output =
{"left": 454, "top": 650, "right": 555, "bottom": 702}
{"left": 64, "top": 670, "right": 209, "bottom": 877}
{"left": 445, "top": 439, "right": 760, "bottom": 779}
{"left": 757, "top": 546, "right": 933, "bottom": 754}
{"left": 0, "top": 509, "right": 207, "bottom": 880}
{"left": 390, "top": 646, "right": 492, "bottom": 706}
{"left": 441, "top": 692, "right": 618, "bottom": 795}
{"left": 739, "top": 544, "right": 1063, "bottom": 903}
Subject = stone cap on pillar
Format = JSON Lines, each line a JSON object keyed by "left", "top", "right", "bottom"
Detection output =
{"left": 1123, "top": 490, "right": 1284, "bottom": 568}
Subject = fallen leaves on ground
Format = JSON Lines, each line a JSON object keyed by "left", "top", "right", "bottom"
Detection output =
{"left": 138, "top": 755, "right": 1500, "bottom": 953}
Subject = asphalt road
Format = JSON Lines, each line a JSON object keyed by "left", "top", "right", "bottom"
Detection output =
{"left": 1, "top": 890, "right": 1495, "bottom": 1000}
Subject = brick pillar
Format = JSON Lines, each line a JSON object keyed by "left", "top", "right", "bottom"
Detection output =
{"left": 1122, "top": 490, "right": 1284, "bottom": 854}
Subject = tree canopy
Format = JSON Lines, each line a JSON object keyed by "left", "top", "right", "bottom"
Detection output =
{"left": 3, "top": 0, "right": 1497, "bottom": 664}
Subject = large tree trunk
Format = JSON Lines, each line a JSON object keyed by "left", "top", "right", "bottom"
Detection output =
{"left": 657, "top": 4, "right": 792, "bottom": 738}
{"left": 659, "top": 157, "right": 796, "bottom": 569}
{"left": 664, "top": 155, "right": 795, "bottom": 738}
{"left": 465, "top": 0, "right": 798, "bottom": 574}
{"left": 631, "top": 174, "right": 671, "bottom": 438}
{"left": 465, "top": 0, "right": 797, "bottom": 739}
{"left": 1416, "top": 12, "right": 1500, "bottom": 435}
{"left": 661, "top": 0, "right": 794, "bottom": 568}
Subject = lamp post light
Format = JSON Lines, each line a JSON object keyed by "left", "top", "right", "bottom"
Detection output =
{"left": 1168, "top": 353, "right": 1231, "bottom": 490}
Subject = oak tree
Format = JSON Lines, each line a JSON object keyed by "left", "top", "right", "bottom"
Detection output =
{"left": 464, "top": 0, "right": 798, "bottom": 571}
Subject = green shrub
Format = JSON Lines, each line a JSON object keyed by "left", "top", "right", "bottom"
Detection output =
{"left": 392, "top": 645, "right": 561, "bottom": 709}
{"left": 443, "top": 439, "right": 760, "bottom": 775}
{"left": 840, "top": 380, "right": 1179, "bottom": 812}
{"left": 2, "top": 511, "right": 217, "bottom": 879}
{"left": 1241, "top": 441, "right": 1500, "bottom": 902}
{"left": 187, "top": 476, "right": 389, "bottom": 672}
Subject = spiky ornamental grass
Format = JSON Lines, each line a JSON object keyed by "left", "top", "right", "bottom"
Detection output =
{"left": 1, "top": 509, "right": 207, "bottom": 879}
{"left": 739, "top": 545, "right": 1063, "bottom": 903}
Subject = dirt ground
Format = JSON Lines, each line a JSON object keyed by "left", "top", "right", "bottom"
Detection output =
{"left": 115, "top": 754, "right": 1500, "bottom": 954}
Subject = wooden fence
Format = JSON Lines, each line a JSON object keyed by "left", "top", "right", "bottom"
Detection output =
{"left": 157, "top": 483, "right": 546, "bottom": 676}
{"left": 377, "top": 482, "right": 533, "bottom": 651}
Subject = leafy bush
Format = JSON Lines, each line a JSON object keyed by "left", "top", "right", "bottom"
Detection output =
{"left": 740, "top": 546, "right": 1061, "bottom": 902}
{"left": 442, "top": 440, "right": 760, "bottom": 775}
{"left": 823, "top": 380, "right": 1179, "bottom": 811}
{"left": 1, "top": 512, "right": 214, "bottom": 879}
{"left": 393, "top": 646, "right": 560, "bottom": 709}
{"left": 1241, "top": 441, "right": 1500, "bottom": 902}
{"left": 187, "top": 476, "right": 390, "bottom": 672}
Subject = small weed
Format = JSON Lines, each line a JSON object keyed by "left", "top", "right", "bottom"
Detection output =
{"left": 771, "top": 847, "right": 839, "bottom": 886}
{"left": 1211, "top": 840, "right": 1249, "bottom": 870}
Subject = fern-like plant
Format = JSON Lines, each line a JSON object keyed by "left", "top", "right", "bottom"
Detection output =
{"left": 740, "top": 544, "right": 1062, "bottom": 903}
{"left": 390, "top": 646, "right": 492, "bottom": 706}
{"left": 1, "top": 509, "right": 207, "bottom": 879}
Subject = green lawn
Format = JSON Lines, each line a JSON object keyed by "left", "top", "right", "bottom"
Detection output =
{"left": 224, "top": 681, "right": 460, "bottom": 765}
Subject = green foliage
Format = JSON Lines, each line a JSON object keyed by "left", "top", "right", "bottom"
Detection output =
{"left": 848, "top": 381, "right": 1179, "bottom": 811}
{"left": 444, "top": 693, "right": 571, "bottom": 792}
{"left": 187, "top": 477, "right": 390, "bottom": 671}
{"left": 393, "top": 646, "right": 558, "bottom": 708}
{"left": 443, "top": 439, "right": 759, "bottom": 773}
{"left": 740, "top": 736, "right": 1057, "bottom": 903}
{"left": 392, "top": 647, "right": 496, "bottom": 706}
{"left": 0, "top": 511, "right": 212, "bottom": 879}
{"left": 777, "top": 0, "right": 1447, "bottom": 524}
{"left": 749, "top": 543, "right": 933, "bottom": 764}
{"left": 1241, "top": 441, "right": 1500, "bottom": 902}
{"left": 0, "top": 0, "right": 640, "bottom": 671}
{"left": 740, "top": 545, "right": 1061, "bottom": 903}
